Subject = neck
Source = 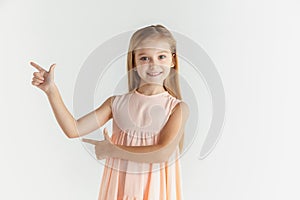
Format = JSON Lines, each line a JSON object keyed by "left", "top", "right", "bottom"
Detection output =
{"left": 136, "top": 83, "right": 166, "bottom": 95}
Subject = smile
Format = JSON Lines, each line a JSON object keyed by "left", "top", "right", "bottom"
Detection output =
{"left": 147, "top": 72, "right": 162, "bottom": 77}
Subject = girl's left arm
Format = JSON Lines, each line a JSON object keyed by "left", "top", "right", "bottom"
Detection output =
{"left": 110, "top": 101, "right": 190, "bottom": 163}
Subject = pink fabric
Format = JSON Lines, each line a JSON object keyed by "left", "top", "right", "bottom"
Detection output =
{"left": 98, "top": 89, "right": 183, "bottom": 200}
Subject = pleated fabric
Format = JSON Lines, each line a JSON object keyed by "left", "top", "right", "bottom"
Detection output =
{"left": 98, "top": 89, "right": 183, "bottom": 200}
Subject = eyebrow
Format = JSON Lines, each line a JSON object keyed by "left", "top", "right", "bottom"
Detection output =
{"left": 136, "top": 50, "right": 170, "bottom": 56}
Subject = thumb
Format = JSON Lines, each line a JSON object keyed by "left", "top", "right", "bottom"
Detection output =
{"left": 49, "top": 63, "right": 56, "bottom": 73}
{"left": 103, "top": 128, "right": 109, "bottom": 140}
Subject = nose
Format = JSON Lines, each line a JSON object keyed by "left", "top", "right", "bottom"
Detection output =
{"left": 149, "top": 61, "right": 157, "bottom": 70}
{"left": 148, "top": 57, "right": 159, "bottom": 67}
{"left": 149, "top": 61, "right": 155, "bottom": 68}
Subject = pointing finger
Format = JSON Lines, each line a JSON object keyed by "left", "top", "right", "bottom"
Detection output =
{"left": 30, "top": 61, "right": 46, "bottom": 72}
{"left": 81, "top": 138, "right": 99, "bottom": 145}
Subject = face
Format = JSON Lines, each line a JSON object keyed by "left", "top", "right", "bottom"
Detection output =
{"left": 133, "top": 38, "right": 175, "bottom": 87}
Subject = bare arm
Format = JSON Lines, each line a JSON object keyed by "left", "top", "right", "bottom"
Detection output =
{"left": 30, "top": 61, "right": 114, "bottom": 139}
{"left": 82, "top": 102, "right": 189, "bottom": 162}
{"left": 110, "top": 101, "right": 190, "bottom": 163}
{"left": 75, "top": 96, "right": 115, "bottom": 138}
{"left": 46, "top": 85, "right": 114, "bottom": 139}
{"left": 46, "top": 84, "right": 78, "bottom": 138}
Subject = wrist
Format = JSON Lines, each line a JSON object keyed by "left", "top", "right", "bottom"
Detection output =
{"left": 45, "top": 84, "right": 58, "bottom": 96}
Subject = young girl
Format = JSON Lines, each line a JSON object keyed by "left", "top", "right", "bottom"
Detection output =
{"left": 30, "top": 24, "right": 189, "bottom": 200}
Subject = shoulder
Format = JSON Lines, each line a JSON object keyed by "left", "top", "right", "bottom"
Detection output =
{"left": 170, "top": 100, "right": 190, "bottom": 118}
{"left": 107, "top": 91, "right": 133, "bottom": 108}
{"left": 108, "top": 95, "right": 116, "bottom": 107}
{"left": 98, "top": 96, "right": 116, "bottom": 110}
{"left": 175, "top": 101, "right": 190, "bottom": 114}
{"left": 178, "top": 101, "right": 189, "bottom": 110}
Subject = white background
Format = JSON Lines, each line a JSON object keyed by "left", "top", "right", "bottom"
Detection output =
{"left": 1, "top": 0, "right": 299, "bottom": 199}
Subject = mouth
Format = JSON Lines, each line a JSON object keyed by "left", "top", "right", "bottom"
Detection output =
{"left": 147, "top": 72, "right": 162, "bottom": 77}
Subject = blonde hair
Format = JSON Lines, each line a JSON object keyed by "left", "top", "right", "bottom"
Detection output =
{"left": 126, "top": 24, "right": 185, "bottom": 154}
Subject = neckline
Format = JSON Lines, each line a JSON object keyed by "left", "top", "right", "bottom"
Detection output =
{"left": 134, "top": 89, "right": 169, "bottom": 97}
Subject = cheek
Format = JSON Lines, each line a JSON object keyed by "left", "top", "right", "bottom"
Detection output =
{"left": 163, "top": 65, "right": 171, "bottom": 71}
{"left": 136, "top": 68, "right": 146, "bottom": 76}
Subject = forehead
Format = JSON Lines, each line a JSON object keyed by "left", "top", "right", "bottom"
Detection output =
{"left": 134, "top": 38, "right": 171, "bottom": 55}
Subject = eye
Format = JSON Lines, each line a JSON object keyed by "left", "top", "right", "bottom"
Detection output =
{"left": 140, "top": 57, "right": 149, "bottom": 61}
{"left": 159, "top": 55, "right": 166, "bottom": 59}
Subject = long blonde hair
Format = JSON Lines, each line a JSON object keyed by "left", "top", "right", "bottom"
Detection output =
{"left": 126, "top": 24, "right": 185, "bottom": 153}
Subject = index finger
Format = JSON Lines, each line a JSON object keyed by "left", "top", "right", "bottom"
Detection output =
{"left": 81, "top": 138, "right": 99, "bottom": 145}
{"left": 29, "top": 61, "right": 46, "bottom": 72}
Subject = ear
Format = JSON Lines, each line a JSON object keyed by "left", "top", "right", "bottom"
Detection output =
{"left": 171, "top": 53, "right": 176, "bottom": 67}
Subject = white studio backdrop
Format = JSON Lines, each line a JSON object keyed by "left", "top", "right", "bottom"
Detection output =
{"left": 0, "top": 0, "right": 299, "bottom": 199}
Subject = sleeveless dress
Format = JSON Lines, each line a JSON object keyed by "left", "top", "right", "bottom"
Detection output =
{"left": 98, "top": 89, "right": 183, "bottom": 200}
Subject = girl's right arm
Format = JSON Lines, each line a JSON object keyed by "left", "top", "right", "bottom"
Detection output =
{"left": 30, "top": 61, "right": 114, "bottom": 139}
{"left": 46, "top": 85, "right": 114, "bottom": 138}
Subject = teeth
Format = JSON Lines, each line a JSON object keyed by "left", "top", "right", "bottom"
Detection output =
{"left": 147, "top": 72, "right": 161, "bottom": 76}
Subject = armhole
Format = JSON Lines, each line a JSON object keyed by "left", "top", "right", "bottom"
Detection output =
{"left": 110, "top": 96, "right": 116, "bottom": 107}
{"left": 170, "top": 100, "right": 182, "bottom": 116}
{"left": 109, "top": 95, "right": 115, "bottom": 118}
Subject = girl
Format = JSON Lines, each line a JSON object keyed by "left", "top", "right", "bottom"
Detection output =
{"left": 30, "top": 24, "right": 189, "bottom": 200}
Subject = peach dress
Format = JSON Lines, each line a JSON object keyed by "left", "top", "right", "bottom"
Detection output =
{"left": 98, "top": 89, "right": 183, "bottom": 200}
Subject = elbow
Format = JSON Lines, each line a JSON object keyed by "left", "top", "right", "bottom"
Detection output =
{"left": 67, "top": 135, "right": 75, "bottom": 139}
{"left": 65, "top": 131, "right": 78, "bottom": 139}
{"left": 65, "top": 121, "right": 80, "bottom": 139}
{"left": 65, "top": 133, "right": 74, "bottom": 139}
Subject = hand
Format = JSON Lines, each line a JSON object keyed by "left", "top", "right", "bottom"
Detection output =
{"left": 81, "top": 128, "right": 115, "bottom": 160}
{"left": 30, "top": 61, "right": 56, "bottom": 94}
